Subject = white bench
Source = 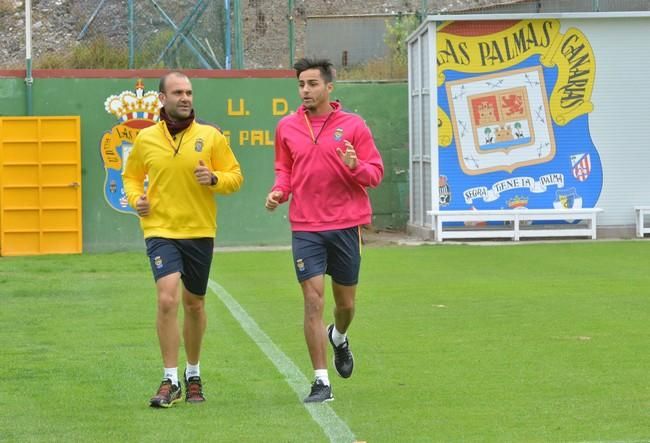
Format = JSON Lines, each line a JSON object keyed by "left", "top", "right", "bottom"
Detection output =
{"left": 428, "top": 208, "right": 603, "bottom": 242}
{"left": 634, "top": 206, "right": 650, "bottom": 237}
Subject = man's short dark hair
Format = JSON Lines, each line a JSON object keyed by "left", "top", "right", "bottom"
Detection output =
{"left": 293, "top": 58, "right": 334, "bottom": 83}
{"left": 158, "top": 71, "right": 189, "bottom": 93}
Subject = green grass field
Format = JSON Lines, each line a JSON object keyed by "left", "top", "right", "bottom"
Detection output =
{"left": 1, "top": 241, "right": 649, "bottom": 442}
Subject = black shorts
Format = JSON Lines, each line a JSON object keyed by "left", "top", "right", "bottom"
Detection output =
{"left": 291, "top": 227, "right": 361, "bottom": 286}
{"left": 145, "top": 237, "right": 214, "bottom": 296}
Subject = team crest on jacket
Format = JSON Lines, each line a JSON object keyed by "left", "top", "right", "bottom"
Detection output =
{"left": 334, "top": 128, "right": 344, "bottom": 141}
{"left": 100, "top": 79, "right": 160, "bottom": 215}
{"left": 195, "top": 138, "right": 204, "bottom": 152}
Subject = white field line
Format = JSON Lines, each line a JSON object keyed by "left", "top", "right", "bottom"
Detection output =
{"left": 208, "top": 279, "right": 356, "bottom": 443}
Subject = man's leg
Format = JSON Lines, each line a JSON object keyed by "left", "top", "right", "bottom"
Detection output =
{"left": 328, "top": 281, "right": 356, "bottom": 379}
{"left": 182, "top": 288, "right": 207, "bottom": 403}
{"left": 301, "top": 274, "right": 327, "bottom": 371}
{"left": 150, "top": 271, "right": 183, "bottom": 408}
{"left": 301, "top": 274, "right": 334, "bottom": 402}
{"left": 332, "top": 282, "right": 356, "bottom": 334}
{"left": 182, "top": 288, "right": 206, "bottom": 366}
{"left": 156, "top": 272, "right": 182, "bottom": 369}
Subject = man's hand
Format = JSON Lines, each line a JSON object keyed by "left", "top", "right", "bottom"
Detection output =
{"left": 194, "top": 160, "right": 216, "bottom": 186}
{"left": 265, "top": 190, "right": 284, "bottom": 211}
{"left": 135, "top": 194, "right": 150, "bottom": 217}
{"left": 336, "top": 140, "right": 358, "bottom": 170}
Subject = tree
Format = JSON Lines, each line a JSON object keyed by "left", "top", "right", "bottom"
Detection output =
{"left": 384, "top": 13, "right": 420, "bottom": 67}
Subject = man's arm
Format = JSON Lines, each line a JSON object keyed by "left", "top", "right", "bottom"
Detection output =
{"left": 270, "top": 123, "right": 293, "bottom": 203}
{"left": 345, "top": 123, "right": 384, "bottom": 188}
{"left": 209, "top": 132, "right": 244, "bottom": 194}
{"left": 122, "top": 136, "right": 147, "bottom": 208}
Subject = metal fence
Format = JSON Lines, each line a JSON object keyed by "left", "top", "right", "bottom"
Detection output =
{"left": 75, "top": 0, "right": 232, "bottom": 69}
{"left": 71, "top": 0, "right": 650, "bottom": 69}
{"left": 453, "top": 0, "right": 650, "bottom": 13}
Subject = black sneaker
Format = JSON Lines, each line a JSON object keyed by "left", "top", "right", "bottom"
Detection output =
{"left": 149, "top": 378, "right": 182, "bottom": 408}
{"left": 303, "top": 379, "right": 333, "bottom": 403}
{"left": 184, "top": 371, "right": 206, "bottom": 403}
{"left": 327, "top": 324, "right": 354, "bottom": 378}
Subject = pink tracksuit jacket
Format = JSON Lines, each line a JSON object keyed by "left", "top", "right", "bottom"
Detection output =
{"left": 272, "top": 101, "right": 384, "bottom": 231}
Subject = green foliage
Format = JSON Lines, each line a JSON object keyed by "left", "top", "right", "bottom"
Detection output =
{"left": 133, "top": 29, "right": 175, "bottom": 69}
{"left": 69, "top": 38, "right": 129, "bottom": 69}
{"left": 0, "top": 0, "right": 14, "bottom": 16}
{"left": 337, "top": 14, "right": 419, "bottom": 81}
{"left": 337, "top": 56, "right": 408, "bottom": 81}
{"left": 34, "top": 31, "right": 212, "bottom": 69}
{"left": 36, "top": 37, "right": 129, "bottom": 69}
{"left": 384, "top": 14, "right": 420, "bottom": 67}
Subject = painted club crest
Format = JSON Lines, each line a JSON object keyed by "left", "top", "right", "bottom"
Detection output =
{"left": 446, "top": 66, "right": 556, "bottom": 175}
{"left": 571, "top": 153, "right": 591, "bottom": 182}
{"left": 554, "top": 187, "right": 583, "bottom": 209}
{"left": 439, "top": 175, "right": 451, "bottom": 207}
{"left": 100, "top": 80, "right": 160, "bottom": 215}
{"left": 437, "top": 19, "right": 603, "bottom": 214}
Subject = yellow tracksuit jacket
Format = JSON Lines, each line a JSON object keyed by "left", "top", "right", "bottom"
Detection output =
{"left": 123, "top": 119, "right": 243, "bottom": 239}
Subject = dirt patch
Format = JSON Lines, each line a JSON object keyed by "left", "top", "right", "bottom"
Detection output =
{"left": 360, "top": 226, "right": 423, "bottom": 247}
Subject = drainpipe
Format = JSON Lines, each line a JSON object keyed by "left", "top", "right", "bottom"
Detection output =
{"left": 25, "top": 0, "right": 33, "bottom": 116}
{"left": 288, "top": 0, "right": 294, "bottom": 67}
{"left": 128, "top": 0, "right": 134, "bottom": 68}
{"left": 225, "top": 0, "right": 231, "bottom": 69}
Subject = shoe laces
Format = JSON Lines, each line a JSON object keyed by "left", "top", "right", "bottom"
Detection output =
{"left": 334, "top": 340, "right": 351, "bottom": 359}
{"left": 156, "top": 380, "right": 173, "bottom": 397}
{"left": 186, "top": 377, "right": 203, "bottom": 398}
{"left": 310, "top": 379, "right": 326, "bottom": 394}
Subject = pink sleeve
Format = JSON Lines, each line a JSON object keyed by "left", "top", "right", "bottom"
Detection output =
{"left": 349, "top": 122, "right": 384, "bottom": 188}
{"left": 272, "top": 123, "right": 292, "bottom": 202}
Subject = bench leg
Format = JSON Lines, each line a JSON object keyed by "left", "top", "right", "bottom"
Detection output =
{"left": 514, "top": 215, "right": 520, "bottom": 241}
{"left": 589, "top": 216, "right": 596, "bottom": 239}
{"left": 435, "top": 216, "right": 442, "bottom": 242}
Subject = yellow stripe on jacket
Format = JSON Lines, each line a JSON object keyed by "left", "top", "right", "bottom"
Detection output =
{"left": 123, "top": 119, "right": 243, "bottom": 239}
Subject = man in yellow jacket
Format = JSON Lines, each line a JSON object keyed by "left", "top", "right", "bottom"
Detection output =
{"left": 123, "top": 71, "right": 243, "bottom": 408}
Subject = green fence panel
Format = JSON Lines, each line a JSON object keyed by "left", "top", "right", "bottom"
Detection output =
{"left": 0, "top": 73, "right": 408, "bottom": 252}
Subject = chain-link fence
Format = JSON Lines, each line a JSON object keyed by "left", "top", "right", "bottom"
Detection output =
{"left": 75, "top": 0, "right": 650, "bottom": 70}
{"left": 75, "top": 0, "right": 228, "bottom": 69}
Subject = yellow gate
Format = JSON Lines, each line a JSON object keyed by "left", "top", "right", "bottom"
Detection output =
{"left": 0, "top": 117, "right": 82, "bottom": 256}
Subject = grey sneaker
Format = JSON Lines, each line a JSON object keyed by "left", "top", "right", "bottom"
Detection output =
{"left": 149, "top": 378, "right": 182, "bottom": 408}
{"left": 327, "top": 324, "right": 354, "bottom": 378}
{"left": 303, "top": 379, "right": 334, "bottom": 403}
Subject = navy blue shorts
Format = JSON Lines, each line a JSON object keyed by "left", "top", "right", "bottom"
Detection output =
{"left": 291, "top": 227, "right": 361, "bottom": 286}
{"left": 145, "top": 237, "right": 214, "bottom": 296}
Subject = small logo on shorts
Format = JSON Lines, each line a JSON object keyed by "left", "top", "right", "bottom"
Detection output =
{"left": 154, "top": 256, "right": 163, "bottom": 269}
{"left": 296, "top": 258, "right": 305, "bottom": 272}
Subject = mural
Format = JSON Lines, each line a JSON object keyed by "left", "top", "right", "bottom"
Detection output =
{"left": 100, "top": 80, "right": 159, "bottom": 215}
{"left": 436, "top": 19, "right": 602, "bottom": 213}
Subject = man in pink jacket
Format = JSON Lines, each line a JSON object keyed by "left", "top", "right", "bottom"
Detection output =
{"left": 265, "top": 58, "right": 384, "bottom": 403}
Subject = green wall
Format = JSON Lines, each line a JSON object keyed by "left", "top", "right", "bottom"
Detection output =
{"left": 0, "top": 73, "right": 408, "bottom": 252}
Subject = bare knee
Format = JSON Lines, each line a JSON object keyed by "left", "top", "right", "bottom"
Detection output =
{"left": 158, "top": 291, "right": 179, "bottom": 315}
{"left": 183, "top": 297, "right": 205, "bottom": 316}
{"left": 333, "top": 283, "right": 356, "bottom": 311}
{"left": 301, "top": 279, "right": 325, "bottom": 320}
